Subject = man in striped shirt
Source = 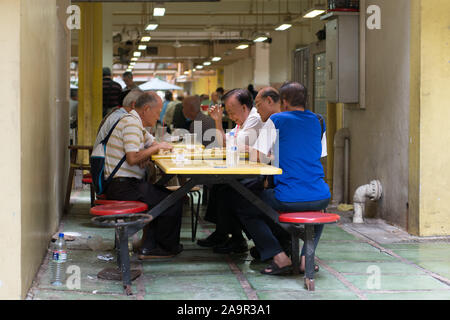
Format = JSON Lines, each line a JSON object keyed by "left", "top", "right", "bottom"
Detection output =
{"left": 105, "top": 92, "right": 184, "bottom": 259}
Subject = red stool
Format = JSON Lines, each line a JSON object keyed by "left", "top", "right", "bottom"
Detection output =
{"left": 90, "top": 201, "right": 151, "bottom": 295}
{"left": 279, "top": 211, "right": 340, "bottom": 291}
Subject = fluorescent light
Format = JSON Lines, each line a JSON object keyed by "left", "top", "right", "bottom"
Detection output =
{"left": 130, "top": 62, "right": 136, "bottom": 66}
{"left": 193, "top": 68, "right": 196, "bottom": 71}
{"left": 141, "top": 36, "right": 151, "bottom": 42}
{"left": 253, "top": 36, "right": 268, "bottom": 43}
{"left": 303, "top": 9, "right": 326, "bottom": 18}
{"left": 275, "top": 23, "right": 292, "bottom": 31}
{"left": 131, "top": 57, "right": 138, "bottom": 61}
{"left": 133, "top": 51, "right": 142, "bottom": 57}
{"left": 195, "top": 65, "right": 203, "bottom": 69}
{"left": 153, "top": 7, "right": 165, "bottom": 17}
{"left": 138, "top": 45, "right": 147, "bottom": 50}
{"left": 203, "top": 61, "right": 211, "bottom": 66}
{"left": 145, "top": 23, "right": 158, "bottom": 31}
{"left": 236, "top": 44, "right": 249, "bottom": 50}
{"left": 212, "top": 57, "right": 221, "bottom": 62}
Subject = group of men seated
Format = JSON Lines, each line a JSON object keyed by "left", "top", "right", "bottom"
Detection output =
{"left": 95, "top": 81, "right": 330, "bottom": 276}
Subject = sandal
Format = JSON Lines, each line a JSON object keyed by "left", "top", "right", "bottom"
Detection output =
{"left": 260, "top": 261, "right": 293, "bottom": 275}
{"left": 299, "top": 264, "right": 320, "bottom": 274}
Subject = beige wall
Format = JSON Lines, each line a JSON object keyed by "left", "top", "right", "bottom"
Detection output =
{"left": 224, "top": 57, "right": 254, "bottom": 90}
{"left": 345, "top": 0, "right": 411, "bottom": 228}
{"left": 0, "top": 0, "right": 70, "bottom": 299}
{"left": 0, "top": 0, "right": 22, "bottom": 300}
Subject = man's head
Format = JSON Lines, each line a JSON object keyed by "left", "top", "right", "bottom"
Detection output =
{"left": 122, "top": 71, "right": 134, "bottom": 87}
{"left": 211, "top": 91, "right": 219, "bottom": 103}
{"left": 164, "top": 91, "right": 173, "bottom": 102}
{"left": 134, "top": 91, "right": 163, "bottom": 127}
{"left": 254, "top": 87, "right": 281, "bottom": 122}
{"left": 182, "top": 96, "right": 201, "bottom": 120}
{"left": 222, "top": 88, "right": 253, "bottom": 126}
{"left": 122, "top": 89, "right": 144, "bottom": 111}
{"left": 279, "top": 81, "right": 308, "bottom": 111}
{"left": 103, "top": 67, "right": 112, "bottom": 78}
{"left": 216, "top": 87, "right": 224, "bottom": 97}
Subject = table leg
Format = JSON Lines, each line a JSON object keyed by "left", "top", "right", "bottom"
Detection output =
{"left": 118, "top": 226, "right": 132, "bottom": 295}
{"left": 291, "top": 233, "right": 300, "bottom": 275}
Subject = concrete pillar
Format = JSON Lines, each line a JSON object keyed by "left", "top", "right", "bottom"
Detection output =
{"left": 409, "top": 0, "right": 450, "bottom": 236}
{"left": 102, "top": 3, "right": 113, "bottom": 71}
{"left": 78, "top": 3, "right": 103, "bottom": 154}
{"left": 253, "top": 42, "right": 270, "bottom": 89}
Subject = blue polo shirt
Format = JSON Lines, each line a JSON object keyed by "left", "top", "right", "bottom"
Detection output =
{"left": 254, "top": 110, "right": 330, "bottom": 203}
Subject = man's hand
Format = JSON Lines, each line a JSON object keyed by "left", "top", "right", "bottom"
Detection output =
{"left": 208, "top": 104, "right": 223, "bottom": 122}
{"left": 155, "top": 141, "right": 174, "bottom": 152}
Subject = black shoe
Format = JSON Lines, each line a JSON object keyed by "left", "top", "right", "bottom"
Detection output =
{"left": 213, "top": 238, "right": 248, "bottom": 254}
{"left": 197, "top": 231, "right": 228, "bottom": 248}
{"left": 171, "top": 243, "right": 184, "bottom": 255}
{"left": 138, "top": 247, "right": 176, "bottom": 260}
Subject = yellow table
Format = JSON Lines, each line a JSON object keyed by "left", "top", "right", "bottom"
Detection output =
{"left": 147, "top": 159, "right": 287, "bottom": 236}
{"left": 151, "top": 149, "right": 249, "bottom": 161}
{"left": 154, "top": 159, "right": 280, "bottom": 175}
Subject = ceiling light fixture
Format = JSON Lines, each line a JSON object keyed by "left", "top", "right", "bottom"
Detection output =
{"left": 145, "top": 20, "right": 159, "bottom": 31}
{"left": 195, "top": 65, "right": 203, "bottom": 69}
{"left": 153, "top": 3, "right": 166, "bottom": 17}
{"left": 138, "top": 45, "right": 147, "bottom": 50}
{"left": 236, "top": 44, "right": 249, "bottom": 50}
{"left": 203, "top": 61, "right": 211, "bottom": 66}
{"left": 275, "top": 23, "right": 292, "bottom": 31}
{"left": 253, "top": 36, "right": 268, "bottom": 43}
{"left": 131, "top": 57, "right": 138, "bottom": 61}
{"left": 141, "top": 36, "right": 151, "bottom": 42}
{"left": 303, "top": 9, "right": 326, "bottom": 18}
{"left": 211, "top": 57, "right": 221, "bottom": 62}
{"left": 133, "top": 51, "right": 142, "bottom": 57}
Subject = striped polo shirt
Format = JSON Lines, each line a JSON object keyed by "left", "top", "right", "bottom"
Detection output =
{"left": 104, "top": 110, "right": 153, "bottom": 180}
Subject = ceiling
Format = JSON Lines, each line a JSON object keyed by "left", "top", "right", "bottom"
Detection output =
{"left": 71, "top": 0, "right": 325, "bottom": 78}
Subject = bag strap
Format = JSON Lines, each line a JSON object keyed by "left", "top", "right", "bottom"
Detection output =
{"left": 101, "top": 114, "right": 131, "bottom": 184}
{"left": 315, "top": 113, "right": 325, "bottom": 138}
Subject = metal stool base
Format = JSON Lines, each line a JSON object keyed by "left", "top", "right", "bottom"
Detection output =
{"left": 97, "top": 267, "right": 142, "bottom": 282}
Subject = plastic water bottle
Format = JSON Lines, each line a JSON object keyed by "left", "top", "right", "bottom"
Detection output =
{"left": 51, "top": 233, "right": 67, "bottom": 286}
{"left": 226, "top": 132, "right": 239, "bottom": 167}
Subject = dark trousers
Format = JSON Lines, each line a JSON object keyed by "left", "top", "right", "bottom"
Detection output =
{"left": 106, "top": 178, "right": 183, "bottom": 252}
{"left": 204, "top": 178, "right": 264, "bottom": 240}
{"left": 232, "top": 187, "right": 330, "bottom": 261}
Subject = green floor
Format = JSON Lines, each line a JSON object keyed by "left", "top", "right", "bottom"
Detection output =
{"left": 27, "top": 189, "right": 450, "bottom": 300}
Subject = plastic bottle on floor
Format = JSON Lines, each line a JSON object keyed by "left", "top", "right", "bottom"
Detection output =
{"left": 51, "top": 233, "right": 67, "bottom": 286}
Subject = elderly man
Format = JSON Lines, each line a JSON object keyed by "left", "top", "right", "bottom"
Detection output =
{"left": 234, "top": 82, "right": 330, "bottom": 275}
{"left": 197, "top": 89, "right": 264, "bottom": 254}
{"left": 182, "top": 95, "right": 216, "bottom": 147}
{"left": 105, "top": 92, "right": 184, "bottom": 259}
{"left": 122, "top": 71, "right": 138, "bottom": 91}
{"left": 94, "top": 89, "right": 144, "bottom": 149}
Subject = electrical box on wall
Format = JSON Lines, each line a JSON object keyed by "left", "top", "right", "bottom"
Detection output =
{"left": 323, "top": 13, "right": 359, "bottom": 103}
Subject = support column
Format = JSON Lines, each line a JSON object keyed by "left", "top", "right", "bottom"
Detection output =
{"left": 102, "top": 3, "right": 113, "bottom": 72}
{"left": 253, "top": 42, "right": 270, "bottom": 89}
{"left": 78, "top": 3, "right": 103, "bottom": 158}
{"left": 409, "top": 0, "right": 450, "bottom": 236}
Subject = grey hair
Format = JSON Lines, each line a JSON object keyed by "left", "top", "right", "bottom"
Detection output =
{"left": 135, "top": 91, "right": 161, "bottom": 109}
{"left": 122, "top": 89, "right": 144, "bottom": 107}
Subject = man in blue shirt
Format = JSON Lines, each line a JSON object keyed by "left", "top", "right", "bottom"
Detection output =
{"left": 235, "top": 81, "right": 331, "bottom": 275}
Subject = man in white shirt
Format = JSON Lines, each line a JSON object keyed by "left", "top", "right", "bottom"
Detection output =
{"left": 198, "top": 89, "right": 264, "bottom": 254}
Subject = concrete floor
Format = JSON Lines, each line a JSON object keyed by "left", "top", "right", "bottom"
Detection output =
{"left": 26, "top": 188, "right": 450, "bottom": 300}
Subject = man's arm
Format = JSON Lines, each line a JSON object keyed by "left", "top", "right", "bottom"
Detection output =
{"left": 208, "top": 105, "right": 226, "bottom": 147}
{"left": 126, "top": 142, "right": 173, "bottom": 166}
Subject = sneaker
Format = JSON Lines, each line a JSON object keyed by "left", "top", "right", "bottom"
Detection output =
{"left": 196, "top": 231, "right": 228, "bottom": 248}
